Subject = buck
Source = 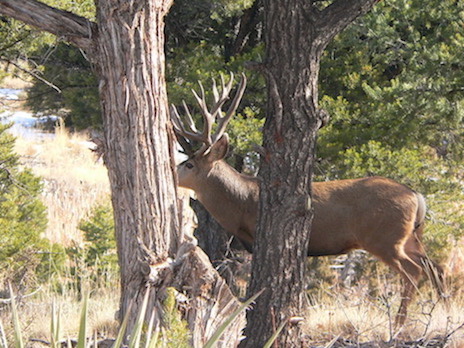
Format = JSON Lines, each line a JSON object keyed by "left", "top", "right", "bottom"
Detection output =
{"left": 171, "top": 73, "right": 446, "bottom": 326}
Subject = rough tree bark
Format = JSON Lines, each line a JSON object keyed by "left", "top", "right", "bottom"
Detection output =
{"left": 241, "top": 1, "right": 379, "bottom": 347}
{"left": 0, "top": 0, "right": 244, "bottom": 345}
{"left": 93, "top": 0, "right": 181, "bottom": 328}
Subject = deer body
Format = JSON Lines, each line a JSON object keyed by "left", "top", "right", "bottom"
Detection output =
{"left": 179, "top": 154, "right": 424, "bottom": 259}
{"left": 171, "top": 73, "right": 445, "bottom": 327}
{"left": 310, "top": 177, "right": 423, "bottom": 257}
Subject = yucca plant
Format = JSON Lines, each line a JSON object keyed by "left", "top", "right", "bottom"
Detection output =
{"left": 0, "top": 319, "right": 7, "bottom": 348}
{"left": 50, "top": 300, "right": 62, "bottom": 348}
{"left": 76, "top": 293, "right": 89, "bottom": 348}
{"left": 9, "top": 283, "right": 24, "bottom": 348}
{"left": 6, "top": 285, "right": 282, "bottom": 348}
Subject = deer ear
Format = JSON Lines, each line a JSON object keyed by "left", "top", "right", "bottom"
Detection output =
{"left": 207, "top": 133, "right": 229, "bottom": 162}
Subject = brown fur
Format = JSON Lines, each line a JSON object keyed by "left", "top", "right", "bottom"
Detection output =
{"left": 177, "top": 135, "right": 446, "bottom": 326}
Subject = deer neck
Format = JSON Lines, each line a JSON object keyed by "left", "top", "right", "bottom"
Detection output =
{"left": 195, "top": 160, "right": 259, "bottom": 234}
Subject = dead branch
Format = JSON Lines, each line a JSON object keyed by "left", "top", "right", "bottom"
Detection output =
{"left": 0, "top": 0, "right": 96, "bottom": 52}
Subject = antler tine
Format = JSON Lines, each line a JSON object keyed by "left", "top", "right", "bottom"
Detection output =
{"left": 210, "top": 73, "right": 234, "bottom": 117}
{"left": 170, "top": 104, "right": 185, "bottom": 133}
{"left": 212, "top": 78, "right": 220, "bottom": 107}
{"left": 191, "top": 82, "right": 214, "bottom": 146}
{"left": 211, "top": 78, "right": 223, "bottom": 125}
{"left": 182, "top": 100, "right": 198, "bottom": 133}
{"left": 212, "top": 73, "right": 247, "bottom": 143}
{"left": 170, "top": 104, "right": 207, "bottom": 144}
{"left": 170, "top": 105, "right": 195, "bottom": 156}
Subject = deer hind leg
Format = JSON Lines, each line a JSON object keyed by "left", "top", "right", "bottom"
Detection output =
{"left": 395, "top": 256, "right": 422, "bottom": 328}
{"left": 369, "top": 245, "right": 423, "bottom": 327}
{"left": 405, "top": 233, "right": 447, "bottom": 302}
{"left": 394, "top": 251, "right": 424, "bottom": 327}
{"left": 393, "top": 234, "right": 449, "bottom": 327}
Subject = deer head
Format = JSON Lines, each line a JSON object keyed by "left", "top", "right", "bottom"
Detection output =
{"left": 170, "top": 73, "right": 247, "bottom": 191}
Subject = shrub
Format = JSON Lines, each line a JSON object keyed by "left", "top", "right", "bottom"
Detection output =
{"left": 65, "top": 199, "right": 118, "bottom": 293}
{"left": 0, "top": 123, "right": 52, "bottom": 288}
{"left": 78, "top": 199, "right": 117, "bottom": 268}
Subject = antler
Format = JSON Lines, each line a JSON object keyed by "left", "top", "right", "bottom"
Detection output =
{"left": 171, "top": 72, "right": 247, "bottom": 156}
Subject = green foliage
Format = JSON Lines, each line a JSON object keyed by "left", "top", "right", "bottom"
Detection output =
{"left": 0, "top": 19, "right": 33, "bottom": 61}
{"left": 62, "top": 199, "right": 117, "bottom": 294}
{"left": 78, "top": 199, "right": 116, "bottom": 268}
{"left": 161, "top": 288, "right": 191, "bottom": 348}
{"left": 166, "top": 0, "right": 257, "bottom": 57}
{"left": 227, "top": 108, "right": 263, "bottom": 154}
{"left": 336, "top": 141, "right": 450, "bottom": 192}
{"left": 41, "top": 0, "right": 96, "bottom": 19}
{"left": 2, "top": 0, "right": 97, "bottom": 127}
{"left": 0, "top": 123, "right": 52, "bottom": 286}
{"left": 319, "top": 0, "right": 464, "bottom": 162}
{"left": 26, "top": 42, "right": 101, "bottom": 130}
{"left": 425, "top": 191, "right": 464, "bottom": 261}
{"left": 0, "top": 0, "right": 95, "bottom": 84}
{"left": 0, "top": 17, "right": 54, "bottom": 67}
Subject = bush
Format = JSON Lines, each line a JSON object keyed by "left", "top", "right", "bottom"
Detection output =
{"left": 78, "top": 199, "right": 117, "bottom": 268}
{"left": 336, "top": 141, "right": 454, "bottom": 193}
{"left": 0, "top": 123, "right": 53, "bottom": 288}
{"left": 64, "top": 199, "right": 118, "bottom": 293}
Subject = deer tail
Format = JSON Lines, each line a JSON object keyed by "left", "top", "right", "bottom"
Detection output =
{"left": 414, "top": 192, "right": 426, "bottom": 233}
{"left": 413, "top": 192, "right": 449, "bottom": 303}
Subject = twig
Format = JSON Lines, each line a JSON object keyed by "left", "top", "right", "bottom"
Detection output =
{"left": 0, "top": 286, "right": 42, "bottom": 304}
{"left": 0, "top": 162, "right": 36, "bottom": 198}
{"left": 29, "top": 338, "right": 51, "bottom": 346}
{"left": 0, "top": 57, "right": 62, "bottom": 93}
{"left": 444, "top": 321, "right": 464, "bottom": 342}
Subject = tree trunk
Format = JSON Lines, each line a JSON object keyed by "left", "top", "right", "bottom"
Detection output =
{"left": 94, "top": 0, "right": 180, "bottom": 330}
{"left": 192, "top": 199, "right": 231, "bottom": 262}
{"left": 241, "top": 4, "right": 322, "bottom": 347}
{"left": 241, "top": 1, "right": 379, "bottom": 347}
{"left": 0, "top": 0, "right": 246, "bottom": 344}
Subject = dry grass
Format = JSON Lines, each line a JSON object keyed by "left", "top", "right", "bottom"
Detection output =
{"left": 0, "top": 71, "right": 31, "bottom": 90}
{"left": 303, "top": 277, "right": 464, "bottom": 347}
{"left": 0, "top": 289, "right": 119, "bottom": 346}
{"left": 14, "top": 123, "right": 110, "bottom": 245}
{"left": 0, "top": 119, "right": 117, "bottom": 345}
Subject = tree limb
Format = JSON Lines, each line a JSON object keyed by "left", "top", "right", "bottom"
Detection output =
{"left": 0, "top": 0, "right": 96, "bottom": 53}
{"left": 228, "top": 0, "right": 262, "bottom": 59}
{"left": 0, "top": 57, "right": 62, "bottom": 92}
{"left": 317, "top": 0, "right": 379, "bottom": 43}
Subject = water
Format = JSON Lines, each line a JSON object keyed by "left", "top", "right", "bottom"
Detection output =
{"left": 0, "top": 88, "right": 22, "bottom": 100}
{"left": 0, "top": 88, "right": 59, "bottom": 140}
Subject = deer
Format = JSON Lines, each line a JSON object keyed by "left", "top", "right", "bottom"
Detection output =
{"left": 170, "top": 73, "right": 447, "bottom": 327}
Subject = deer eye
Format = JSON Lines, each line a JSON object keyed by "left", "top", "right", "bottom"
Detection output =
{"left": 185, "top": 162, "right": 194, "bottom": 169}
